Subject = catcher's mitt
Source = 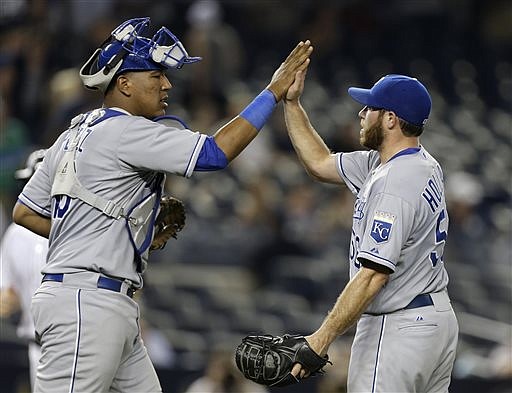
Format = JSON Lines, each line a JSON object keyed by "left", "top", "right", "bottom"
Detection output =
{"left": 235, "top": 334, "right": 330, "bottom": 387}
{"left": 150, "top": 196, "right": 186, "bottom": 251}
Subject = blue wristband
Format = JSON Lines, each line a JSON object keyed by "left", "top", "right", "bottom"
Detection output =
{"left": 239, "top": 89, "right": 277, "bottom": 131}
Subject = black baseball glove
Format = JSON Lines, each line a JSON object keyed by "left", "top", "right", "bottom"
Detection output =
{"left": 150, "top": 196, "right": 186, "bottom": 251}
{"left": 235, "top": 334, "right": 330, "bottom": 387}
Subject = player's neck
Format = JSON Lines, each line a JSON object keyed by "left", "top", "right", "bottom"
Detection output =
{"left": 379, "top": 137, "right": 419, "bottom": 164}
{"left": 103, "top": 93, "right": 135, "bottom": 116}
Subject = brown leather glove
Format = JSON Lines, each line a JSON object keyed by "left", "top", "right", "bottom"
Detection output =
{"left": 150, "top": 196, "right": 186, "bottom": 251}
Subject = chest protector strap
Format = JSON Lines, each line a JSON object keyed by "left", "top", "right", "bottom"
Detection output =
{"left": 50, "top": 109, "right": 164, "bottom": 259}
{"left": 51, "top": 109, "right": 126, "bottom": 219}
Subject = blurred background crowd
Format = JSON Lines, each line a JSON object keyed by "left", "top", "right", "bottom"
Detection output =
{"left": 1, "top": 0, "right": 510, "bottom": 392}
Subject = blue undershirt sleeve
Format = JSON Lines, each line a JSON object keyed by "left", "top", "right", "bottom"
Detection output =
{"left": 194, "top": 136, "right": 229, "bottom": 171}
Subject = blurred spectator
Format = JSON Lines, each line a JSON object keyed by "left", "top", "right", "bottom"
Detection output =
{"left": 488, "top": 343, "right": 512, "bottom": 379}
{"left": 184, "top": 0, "right": 245, "bottom": 104}
{"left": 0, "top": 149, "right": 48, "bottom": 390}
{"left": 42, "top": 67, "right": 99, "bottom": 145}
{"left": 0, "top": 92, "right": 30, "bottom": 209}
{"left": 140, "top": 318, "right": 176, "bottom": 370}
{"left": 445, "top": 171, "right": 487, "bottom": 264}
{"left": 315, "top": 338, "right": 352, "bottom": 393}
{"left": 0, "top": 201, "right": 8, "bottom": 236}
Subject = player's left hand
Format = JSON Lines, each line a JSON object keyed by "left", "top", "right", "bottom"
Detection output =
{"left": 150, "top": 195, "right": 186, "bottom": 251}
{"left": 235, "top": 333, "right": 330, "bottom": 387}
{"left": 291, "top": 333, "right": 328, "bottom": 380}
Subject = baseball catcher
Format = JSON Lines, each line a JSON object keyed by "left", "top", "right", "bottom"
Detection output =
{"left": 235, "top": 334, "right": 330, "bottom": 387}
{"left": 150, "top": 195, "right": 186, "bottom": 251}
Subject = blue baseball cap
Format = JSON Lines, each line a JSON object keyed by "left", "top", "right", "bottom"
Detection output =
{"left": 348, "top": 74, "right": 432, "bottom": 126}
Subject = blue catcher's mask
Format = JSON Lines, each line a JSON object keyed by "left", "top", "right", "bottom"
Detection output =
{"left": 80, "top": 17, "right": 201, "bottom": 92}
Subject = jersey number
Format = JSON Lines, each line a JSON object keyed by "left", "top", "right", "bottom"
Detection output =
{"left": 350, "top": 232, "right": 361, "bottom": 269}
{"left": 430, "top": 209, "right": 447, "bottom": 267}
{"left": 53, "top": 195, "right": 72, "bottom": 219}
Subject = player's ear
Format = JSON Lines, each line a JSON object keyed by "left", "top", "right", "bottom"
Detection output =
{"left": 116, "top": 74, "right": 132, "bottom": 97}
{"left": 384, "top": 111, "right": 397, "bottom": 129}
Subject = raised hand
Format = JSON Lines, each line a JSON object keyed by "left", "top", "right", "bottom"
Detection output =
{"left": 266, "top": 40, "right": 313, "bottom": 101}
{"left": 285, "top": 67, "right": 308, "bottom": 102}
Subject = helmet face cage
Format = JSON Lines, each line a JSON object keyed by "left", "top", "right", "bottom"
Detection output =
{"left": 112, "top": 17, "right": 152, "bottom": 61}
{"left": 150, "top": 27, "right": 202, "bottom": 69}
{"left": 80, "top": 17, "right": 201, "bottom": 91}
{"left": 112, "top": 17, "right": 150, "bottom": 43}
{"left": 118, "top": 23, "right": 201, "bottom": 70}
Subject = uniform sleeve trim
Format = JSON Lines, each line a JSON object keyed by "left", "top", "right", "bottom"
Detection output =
{"left": 18, "top": 194, "right": 52, "bottom": 217}
{"left": 358, "top": 251, "right": 396, "bottom": 272}
{"left": 184, "top": 134, "right": 207, "bottom": 178}
{"left": 336, "top": 153, "right": 360, "bottom": 194}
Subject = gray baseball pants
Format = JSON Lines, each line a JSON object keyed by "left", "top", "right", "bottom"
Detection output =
{"left": 348, "top": 290, "right": 459, "bottom": 392}
{"left": 31, "top": 271, "right": 161, "bottom": 393}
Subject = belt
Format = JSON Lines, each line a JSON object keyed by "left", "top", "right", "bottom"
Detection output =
{"left": 404, "top": 293, "right": 433, "bottom": 310}
{"left": 42, "top": 273, "right": 135, "bottom": 298}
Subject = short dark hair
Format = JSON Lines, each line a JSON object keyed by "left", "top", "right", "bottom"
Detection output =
{"left": 399, "top": 118, "right": 424, "bottom": 137}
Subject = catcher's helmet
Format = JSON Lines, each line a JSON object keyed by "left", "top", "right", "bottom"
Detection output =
{"left": 15, "top": 149, "right": 47, "bottom": 180}
{"left": 79, "top": 17, "right": 201, "bottom": 92}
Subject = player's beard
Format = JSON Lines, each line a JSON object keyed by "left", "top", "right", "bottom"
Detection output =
{"left": 360, "top": 112, "right": 385, "bottom": 150}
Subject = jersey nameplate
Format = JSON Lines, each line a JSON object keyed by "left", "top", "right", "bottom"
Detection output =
{"left": 421, "top": 171, "right": 444, "bottom": 213}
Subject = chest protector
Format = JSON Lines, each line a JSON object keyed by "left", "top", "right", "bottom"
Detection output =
{"left": 51, "top": 109, "right": 164, "bottom": 261}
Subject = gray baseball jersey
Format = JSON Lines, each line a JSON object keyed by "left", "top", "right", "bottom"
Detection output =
{"left": 19, "top": 107, "right": 206, "bottom": 288}
{"left": 336, "top": 146, "right": 450, "bottom": 313}
{"left": 335, "top": 146, "right": 458, "bottom": 392}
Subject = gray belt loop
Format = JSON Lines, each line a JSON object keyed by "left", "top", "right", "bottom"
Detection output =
{"left": 430, "top": 290, "right": 452, "bottom": 312}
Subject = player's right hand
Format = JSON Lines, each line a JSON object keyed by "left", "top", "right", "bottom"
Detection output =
{"left": 267, "top": 40, "right": 313, "bottom": 101}
{"left": 285, "top": 67, "right": 309, "bottom": 102}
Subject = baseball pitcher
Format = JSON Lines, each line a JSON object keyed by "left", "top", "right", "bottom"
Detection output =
{"left": 281, "top": 71, "right": 459, "bottom": 392}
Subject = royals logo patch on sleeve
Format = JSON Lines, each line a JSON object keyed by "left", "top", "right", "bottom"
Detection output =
{"left": 370, "top": 211, "right": 395, "bottom": 243}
